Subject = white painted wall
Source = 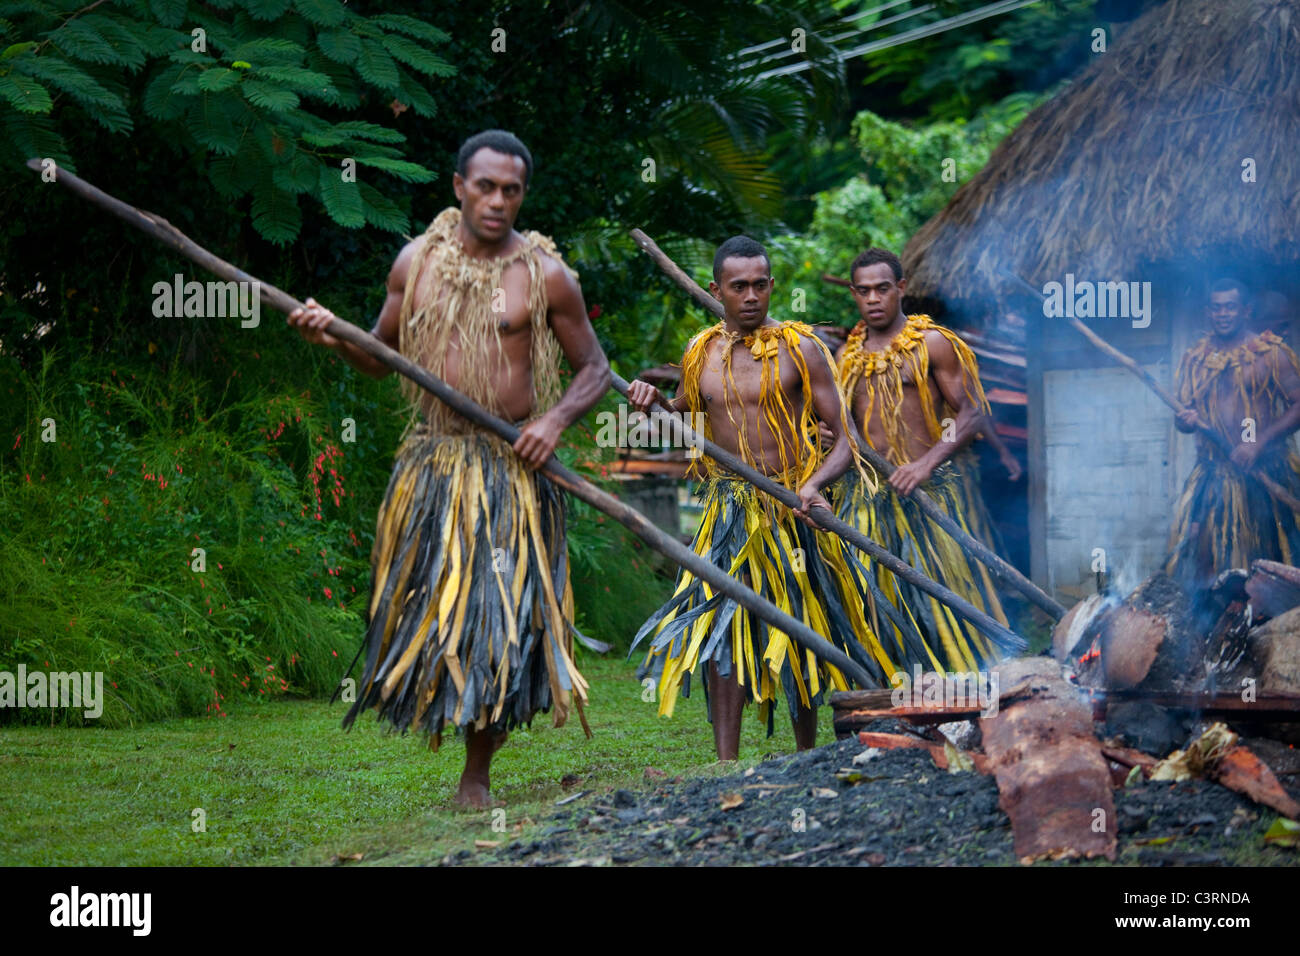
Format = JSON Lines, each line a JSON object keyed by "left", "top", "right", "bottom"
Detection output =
{"left": 1042, "top": 362, "right": 1194, "bottom": 598}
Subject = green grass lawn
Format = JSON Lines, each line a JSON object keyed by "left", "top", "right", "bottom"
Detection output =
{"left": 0, "top": 656, "right": 837, "bottom": 866}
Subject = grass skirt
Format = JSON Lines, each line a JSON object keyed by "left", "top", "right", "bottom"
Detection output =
{"left": 341, "top": 428, "right": 587, "bottom": 749}
{"left": 631, "top": 478, "right": 900, "bottom": 733}
{"left": 835, "top": 466, "right": 1005, "bottom": 674}
{"left": 952, "top": 447, "right": 1006, "bottom": 556}
{"left": 1165, "top": 449, "right": 1300, "bottom": 591}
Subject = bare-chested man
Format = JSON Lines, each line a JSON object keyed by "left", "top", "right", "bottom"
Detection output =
{"left": 289, "top": 130, "right": 610, "bottom": 807}
{"left": 834, "top": 248, "right": 1007, "bottom": 674}
{"left": 1166, "top": 277, "right": 1300, "bottom": 590}
{"left": 626, "top": 236, "right": 893, "bottom": 760}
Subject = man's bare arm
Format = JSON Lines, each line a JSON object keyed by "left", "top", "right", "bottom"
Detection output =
{"left": 794, "top": 336, "right": 852, "bottom": 524}
{"left": 628, "top": 332, "right": 701, "bottom": 415}
{"left": 288, "top": 239, "right": 420, "bottom": 379}
{"left": 889, "top": 331, "right": 983, "bottom": 494}
{"left": 627, "top": 376, "right": 690, "bottom": 414}
{"left": 979, "top": 412, "right": 1022, "bottom": 481}
{"left": 512, "top": 256, "right": 612, "bottom": 469}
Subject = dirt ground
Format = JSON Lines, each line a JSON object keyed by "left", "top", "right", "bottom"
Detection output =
{"left": 448, "top": 734, "right": 1300, "bottom": 867}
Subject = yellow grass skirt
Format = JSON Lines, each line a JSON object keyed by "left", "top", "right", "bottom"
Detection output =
{"left": 631, "top": 478, "right": 901, "bottom": 734}
{"left": 1165, "top": 449, "right": 1300, "bottom": 590}
{"left": 341, "top": 428, "right": 587, "bottom": 749}
{"left": 952, "top": 447, "right": 1006, "bottom": 556}
{"left": 835, "top": 466, "right": 1006, "bottom": 674}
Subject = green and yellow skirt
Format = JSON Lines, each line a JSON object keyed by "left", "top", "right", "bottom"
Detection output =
{"left": 952, "top": 446, "right": 1006, "bottom": 557}
{"left": 1165, "top": 449, "right": 1300, "bottom": 591}
{"left": 631, "top": 477, "right": 901, "bottom": 734}
{"left": 342, "top": 427, "right": 588, "bottom": 750}
{"left": 834, "top": 466, "right": 1006, "bottom": 674}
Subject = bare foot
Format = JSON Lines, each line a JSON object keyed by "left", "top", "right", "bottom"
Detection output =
{"left": 454, "top": 775, "right": 493, "bottom": 808}
{"left": 456, "top": 727, "right": 508, "bottom": 808}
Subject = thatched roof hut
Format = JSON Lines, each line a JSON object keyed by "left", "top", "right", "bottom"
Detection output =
{"left": 898, "top": 0, "right": 1300, "bottom": 602}
{"left": 903, "top": 0, "right": 1300, "bottom": 313}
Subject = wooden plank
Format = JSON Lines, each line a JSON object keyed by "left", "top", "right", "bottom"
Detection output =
{"left": 604, "top": 460, "right": 690, "bottom": 477}
{"left": 966, "top": 341, "right": 1028, "bottom": 369}
{"left": 977, "top": 366, "right": 1028, "bottom": 389}
{"left": 831, "top": 678, "right": 1037, "bottom": 734}
{"left": 835, "top": 705, "right": 982, "bottom": 730}
{"left": 1087, "top": 688, "right": 1300, "bottom": 719}
{"left": 987, "top": 387, "right": 1027, "bottom": 407}
{"left": 1215, "top": 746, "right": 1300, "bottom": 819}
{"left": 1246, "top": 559, "right": 1300, "bottom": 619}
{"left": 831, "top": 677, "right": 1035, "bottom": 711}
{"left": 856, "top": 732, "right": 990, "bottom": 774}
{"left": 980, "top": 658, "right": 1117, "bottom": 863}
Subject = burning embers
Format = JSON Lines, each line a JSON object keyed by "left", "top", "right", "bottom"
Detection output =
{"left": 1058, "top": 572, "right": 1205, "bottom": 695}
{"left": 830, "top": 563, "right": 1300, "bottom": 863}
{"left": 1057, "top": 565, "right": 1300, "bottom": 742}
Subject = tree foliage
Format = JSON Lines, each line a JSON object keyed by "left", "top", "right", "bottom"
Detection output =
{"left": 0, "top": 0, "right": 452, "bottom": 246}
{"left": 767, "top": 92, "right": 1047, "bottom": 327}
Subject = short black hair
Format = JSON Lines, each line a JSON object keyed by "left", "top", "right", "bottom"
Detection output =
{"left": 712, "top": 236, "right": 770, "bottom": 282}
{"left": 1209, "top": 276, "right": 1251, "bottom": 305}
{"left": 850, "top": 247, "right": 903, "bottom": 283}
{"left": 456, "top": 129, "right": 533, "bottom": 186}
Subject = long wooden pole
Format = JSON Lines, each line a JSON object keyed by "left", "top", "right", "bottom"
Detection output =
{"left": 1004, "top": 271, "right": 1300, "bottom": 514}
{"left": 628, "top": 227, "right": 1060, "bottom": 624}
{"left": 621, "top": 232, "right": 1026, "bottom": 653}
{"left": 609, "top": 368, "right": 1023, "bottom": 655}
{"left": 28, "top": 158, "right": 879, "bottom": 689}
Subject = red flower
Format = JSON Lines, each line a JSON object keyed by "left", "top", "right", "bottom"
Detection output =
{"left": 588, "top": 305, "right": 602, "bottom": 320}
{"left": 323, "top": 587, "right": 333, "bottom": 599}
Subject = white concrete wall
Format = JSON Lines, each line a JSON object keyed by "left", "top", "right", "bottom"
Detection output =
{"left": 1042, "top": 362, "right": 1194, "bottom": 598}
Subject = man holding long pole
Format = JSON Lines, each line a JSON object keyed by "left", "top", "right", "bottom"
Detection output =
{"left": 835, "top": 248, "right": 1008, "bottom": 673}
{"left": 289, "top": 130, "right": 611, "bottom": 808}
{"left": 31, "top": 154, "right": 1018, "bottom": 793}
{"left": 627, "top": 236, "right": 898, "bottom": 760}
{"left": 1166, "top": 277, "right": 1300, "bottom": 590}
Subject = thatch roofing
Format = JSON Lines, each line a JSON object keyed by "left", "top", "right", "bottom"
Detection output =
{"left": 903, "top": 0, "right": 1300, "bottom": 308}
